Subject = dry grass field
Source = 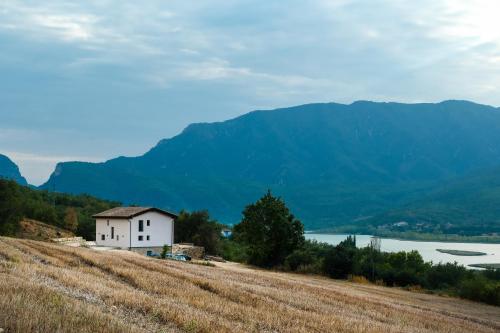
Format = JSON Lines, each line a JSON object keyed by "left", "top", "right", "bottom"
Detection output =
{"left": 17, "top": 219, "right": 74, "bottom": 241}
{"left": 0, "top": 237, "right": 499, "bottom": 333}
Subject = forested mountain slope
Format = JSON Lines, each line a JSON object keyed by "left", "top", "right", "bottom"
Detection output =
{"left": 42, "top": 100, "right": 500, "bottom": 229}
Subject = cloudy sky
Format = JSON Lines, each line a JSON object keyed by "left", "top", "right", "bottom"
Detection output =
{"left": 1, "top": 0, "right": 500, "bottom": 184}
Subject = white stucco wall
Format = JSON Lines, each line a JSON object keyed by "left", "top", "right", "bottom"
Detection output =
{"left": 95, "top": 211, "right": 174, "bottom": 249}
{"left": 95, "top": 218, "right": 130, "bottom": 249}
{"left": 130, "top": 211, "right": 174, "bottom": 248}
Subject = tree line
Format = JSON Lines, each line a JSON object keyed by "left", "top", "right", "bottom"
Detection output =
{"left": 0, "top": 179, "right": 118, "bottom": 239}
{"left": 175, "top": 190, "right": 500, "bottom": 306}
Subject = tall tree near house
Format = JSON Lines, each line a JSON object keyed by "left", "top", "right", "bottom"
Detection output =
{"left": 175, "top": 210, "right": 222, "bottom": 255}
{"left": 234, "top": 190, "right": 304, "bottom": 267}
{"left": 64, "top": 207, "right": 78, "bottom": 232}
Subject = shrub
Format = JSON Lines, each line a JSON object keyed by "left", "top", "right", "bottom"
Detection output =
{"left": 161, "top": 245, "right": 171, "bottom": 259}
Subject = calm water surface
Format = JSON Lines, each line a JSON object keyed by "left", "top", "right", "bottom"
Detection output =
{"left": 305, "top": 234, "right": 500, "bottom": 267}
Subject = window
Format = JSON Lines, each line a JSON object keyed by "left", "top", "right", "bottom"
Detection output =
{"left": 101, "top": 234, "right": 105, "bottom": 241}
{"left": 107, "top": 220, "right": 109, "bottom": 226}
{"left": 117, "top": 235, "right": 119, "bottom": 241}
{"left": 138, "top": 220, "right": 144, "bottom": 232}
{"left": 146, "top": 235, "right": 150, "bottom": 241}
{"left": 111, "top": 227, "right": 114, "bottom": 239}
{"left": 147, "top": 220, "right": 150, "bottom": 226}
{"left": 138, "top": 235, "right": 143, "bottom": 241}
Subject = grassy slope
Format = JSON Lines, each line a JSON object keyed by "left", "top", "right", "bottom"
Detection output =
{"left": 1, "top": 237, "right": 499, "bottom": 333}
{"left": 17, "top": 219, "right": 74, "bottom": 241}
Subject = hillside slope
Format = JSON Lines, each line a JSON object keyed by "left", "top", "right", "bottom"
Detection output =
{"left": 0, "top": 178, "right": 118, "bottom": 240}
{"left": 1, "top": 237, "right": 499, "bottom": 333}
{"left": 368, "top": 166, "right": 500, "bottom": 235}
{"left": 0, "top": 154, "right": 27, "bottom": 185}
{"left": 42, "top": 100, "right": 500, "bottom": 229}
{"left": 17, "top": 219, "right": 74, "bottom": 240}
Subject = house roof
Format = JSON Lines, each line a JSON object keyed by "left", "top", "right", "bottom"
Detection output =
{"left": 92, "top": 207, "right": 178, "bottom": 219}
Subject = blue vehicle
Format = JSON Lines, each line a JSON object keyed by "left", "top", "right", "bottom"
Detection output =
{"left": 165, "top": 253, "right": 192, "bottom": 261}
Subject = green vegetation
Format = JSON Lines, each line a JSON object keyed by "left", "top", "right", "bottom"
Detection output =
{"left": 174, "top": 210, "right": 223, "bottom": 255}
{"left": 160, "top": 245, "right": 171, "bottom": 259}
{"left": 281, "top": 236, "right": 500, "bottom": 306}
{"left": 233, "top": 191, "right": 304, "bottom": 267}
{"left": 0, "top": 179, "right": 118, "bottom": 240}
{"left": 219, "top": 191, "right": 500, "bottom": 306}
{"left": 436, "top": 249, "right": 486, "bottom": 256}
{"left": 317, "top": 227, "right": 500, "bottom": 243}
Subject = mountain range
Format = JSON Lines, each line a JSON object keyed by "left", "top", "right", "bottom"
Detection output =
{"left": 38, "top": 100, "right": 500, "bottom": 232}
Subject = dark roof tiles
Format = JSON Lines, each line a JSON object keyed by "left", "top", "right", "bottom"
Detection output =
{"left": 92, "top": 207, "right": 177, "bottom": 219}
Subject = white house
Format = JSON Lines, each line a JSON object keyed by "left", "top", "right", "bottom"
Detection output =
{"left": 93, "top": 207, "right": 177, "bottom": 256}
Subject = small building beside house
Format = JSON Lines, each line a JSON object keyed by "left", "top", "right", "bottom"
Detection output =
{"left": 93, "top": 207, "right": 177, "bottom": 256}
{"left": 221, "top": 228, "right": 232, "bottom": 238}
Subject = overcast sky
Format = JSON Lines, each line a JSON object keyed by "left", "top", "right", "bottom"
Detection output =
{"left": 1, "top": 0, "right": 500, "bottom": 185}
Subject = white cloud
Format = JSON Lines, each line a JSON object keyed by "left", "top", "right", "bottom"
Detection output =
{"left": 31, "top": 14, "right": 96, "bottom": 41}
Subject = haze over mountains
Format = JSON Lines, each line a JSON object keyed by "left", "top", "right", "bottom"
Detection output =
{"left": 35, "top": 100, "right": 500, "bottom": 232}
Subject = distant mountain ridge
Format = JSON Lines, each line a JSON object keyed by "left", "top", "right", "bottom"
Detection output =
{"left": 0, "top": 154, "right": 27, "bottom": 185}
{"left": 42, "top": 100, "right": 500, "bottom": 230}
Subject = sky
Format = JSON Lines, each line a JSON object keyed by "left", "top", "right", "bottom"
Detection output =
{"left": 1, "top": 0, "right": 500, "bottom": 185}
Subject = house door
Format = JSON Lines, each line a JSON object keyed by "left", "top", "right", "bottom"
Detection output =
{"left": 111, "top": 227, "right": 114, "bottom": 239}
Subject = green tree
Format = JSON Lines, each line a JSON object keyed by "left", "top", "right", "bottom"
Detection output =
{"left": 64, "top": 207, "right": 78, "bottom": 232}
{"left": 0, "top": 180, "right": 23, "bottom": 235}
{"left": 323, "top": 235, "right": 357, "bottom": 279}
{"left": 175, "top": 210, "right": 222, "bottom": 255}
{"left": 233, "top": 190, "right": 304, "bottom": 267}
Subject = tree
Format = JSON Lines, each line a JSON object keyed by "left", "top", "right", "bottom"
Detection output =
{"left": 323, "top": 235, "right": 357, "bottom": 279}
{"left": 64, "top": 207, "right": 78, "bottom": 232}
{"left": 0, "top": 180, "right": 23, "bottom": 235}
{"left": 233, "top": 190, "right": 304, "bottom": 267}
{"left": 174, "top": 210, "right": 222, "bottom": 255}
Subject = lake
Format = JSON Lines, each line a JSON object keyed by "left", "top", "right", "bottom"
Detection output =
{"left": 305, "top": 234, "right": 500, "bottom": 268}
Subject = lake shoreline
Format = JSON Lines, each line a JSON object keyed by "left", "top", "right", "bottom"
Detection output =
{"left": 305, "top": 233, "right": 500, "bottom": 267}
{"left": 307, "top": 231, "right": 500, "bottom": 244}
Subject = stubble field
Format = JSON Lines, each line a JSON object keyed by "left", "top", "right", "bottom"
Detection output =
{"left": 0, "top": 237, "right": 499, "bottom": 333}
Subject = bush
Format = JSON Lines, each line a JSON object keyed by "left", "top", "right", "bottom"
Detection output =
{"left": 220, "top": 239, "right": 248, "bottom": 263}
{"left": 285, "top": 249, "right": 315, "bottom": 271}
{"left": 348, "top": 275, "right": 371, "bottom": 284}
{"left": 161, "top": 245, "right": 171, "bottom": 259}
{"left": 458, "top": 274, "right": 500, "bottom": 305}
{"left": 424, "top": 262, "right": 470, "bottom": 289}
{"left": 323, "top": 236, "right": 356, "bottom": 279}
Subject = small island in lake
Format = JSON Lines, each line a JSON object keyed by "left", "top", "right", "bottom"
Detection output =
{"left": 468, "top": 263, "right": 500, "bottom": 269}
{"left": 436, "top": 249, "right": 487, "bottom": 256}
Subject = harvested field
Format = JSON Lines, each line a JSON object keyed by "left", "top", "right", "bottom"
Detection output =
{"left": 0, "top": 237, "right": 499, "bottom": 333}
